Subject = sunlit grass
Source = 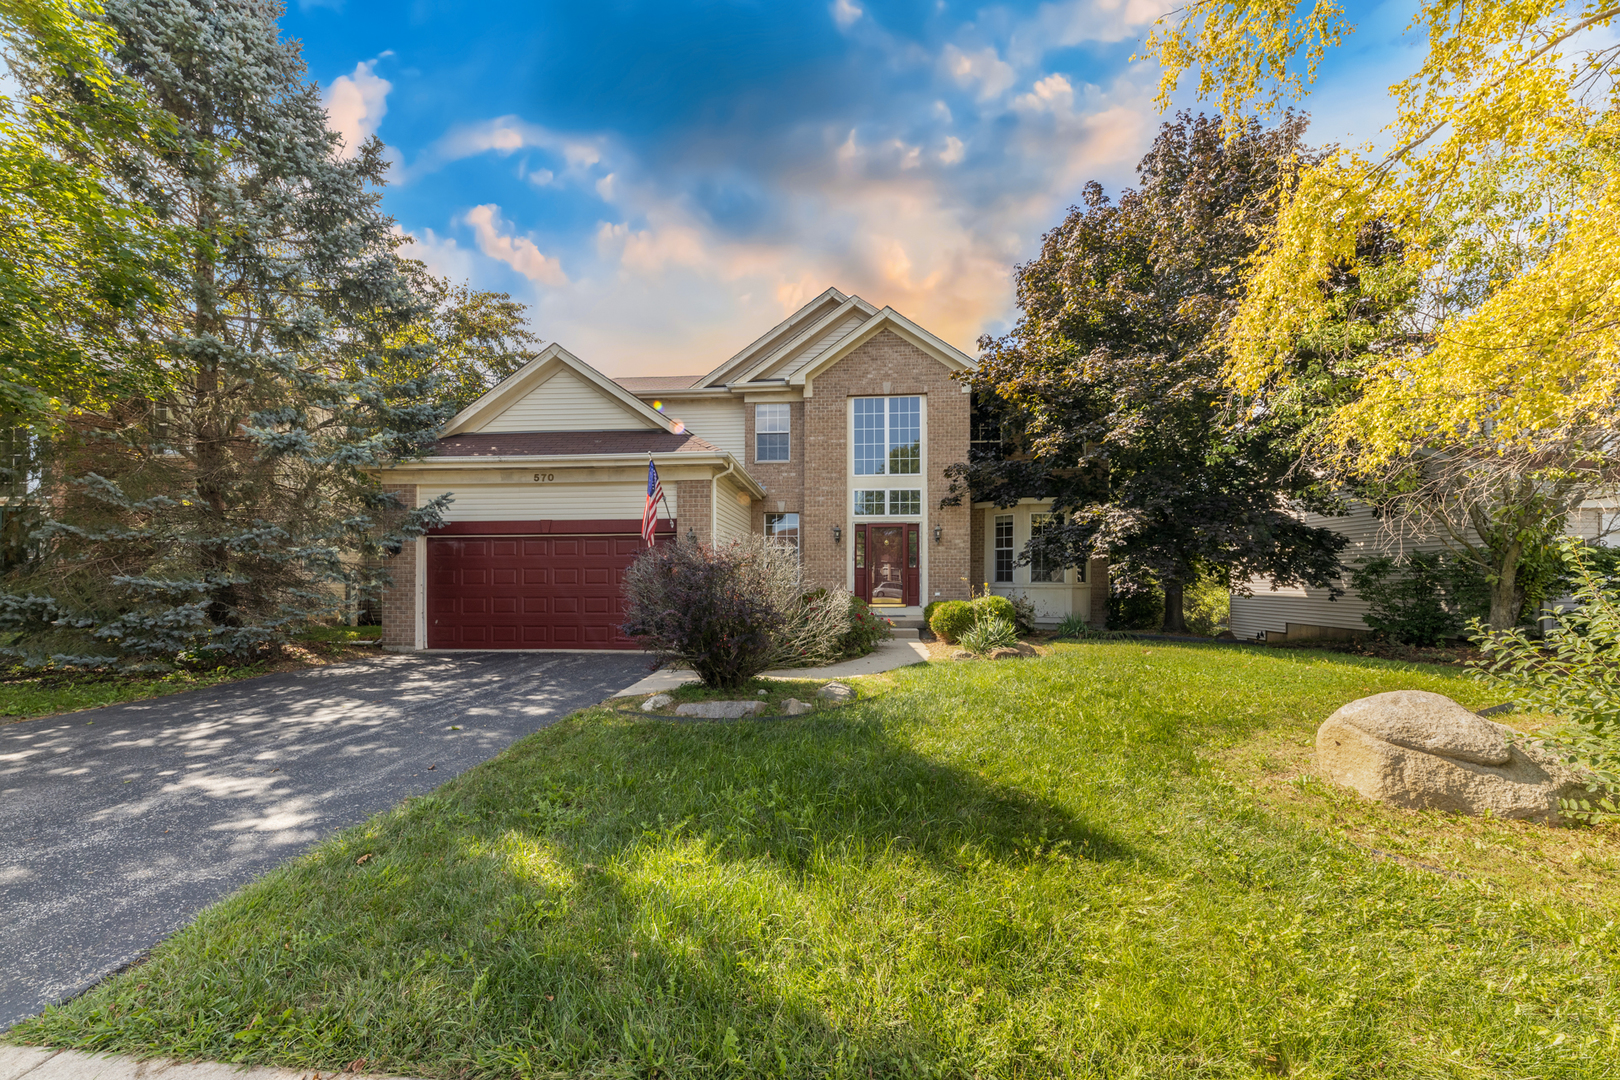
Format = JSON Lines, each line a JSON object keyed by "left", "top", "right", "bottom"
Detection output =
{"left": 11, "top": 642, "right": 1620, "bottom": 1077}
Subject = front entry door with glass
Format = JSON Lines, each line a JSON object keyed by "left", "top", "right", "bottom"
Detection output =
{"left": 854, "top": 522, "right": 920, "bottom": 606}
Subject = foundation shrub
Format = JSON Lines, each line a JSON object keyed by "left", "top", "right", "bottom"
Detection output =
{"left": 840, "top": 596, "right": 891, "bottom": 658}
{"left": 929, "top": 600, "right": 975, "bottom": 643}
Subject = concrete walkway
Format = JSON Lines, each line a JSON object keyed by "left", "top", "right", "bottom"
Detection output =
{"left": 611, "top": 637, "right": 931, "bottom": 697}
{"left": 0, "top": 1045, "right": 420, "bottom": 1080}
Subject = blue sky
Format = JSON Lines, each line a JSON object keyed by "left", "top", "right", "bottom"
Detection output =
{"left": 289, "top": 0, "right": 1424, "bottom": 376}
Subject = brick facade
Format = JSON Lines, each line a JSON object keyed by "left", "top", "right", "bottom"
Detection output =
{"left": 745, "top": 400, "right": 806, "bottom": 535}
{"left": 801, "top": 329, "right": 972, "bottom": 604}
{"left": 673, "top": 479, "right": 712, "bottom": 546}
{"left": 378, "top": 483, "right": 418, "bottom": 650}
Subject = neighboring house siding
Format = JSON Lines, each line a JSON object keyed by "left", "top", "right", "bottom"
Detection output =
{"left": 379, "top": 483, "right": 418, "bottom": 650}
{"left": 803, "top": 328, "right": 971, "bottom": 603}
{"left": 481, "top": 367, "right": 646, "bottom": 432}
{"left": 1229, "top": 505, "right": 1486, "bottom": 642}
{"left": 714, "top": 475, "right": 753, "bottom": 543}
{"left": 665, "top": 398, "right": 746, "bottom": 458}
{"left": 418, "top": 483, "right": 675, "bottom": 522}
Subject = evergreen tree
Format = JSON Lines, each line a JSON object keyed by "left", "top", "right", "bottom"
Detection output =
{"left": 953, "top": 114, "right": 1346, "bottom": 634}
{"left": 0, "top": 0, "right": 449, "bottom": 664}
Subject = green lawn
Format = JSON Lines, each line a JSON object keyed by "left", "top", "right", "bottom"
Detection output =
{"left": 0, "top": 626, "right": 382, "bottom": 722}
{"left": 11, "top": 642, "right": 1620, "bottom": 1078}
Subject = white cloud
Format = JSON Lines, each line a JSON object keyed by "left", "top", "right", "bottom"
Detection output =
{"left": 1014, "top": 73, "right": 1076, "bottom": 113}
{"left": 322, "top": 57, "right": 392, "bottom": 160}
{"left": 407, "top": 116, "right": 607, "bottom": 182}
{"left": 831, "top": 0, "right": 864, "bottom": 30}
{"left": 1007, "top": 0, "right": 1179, "bottom": 66}
{"left": 393, "top": 225, "right": 478, "bottom": 284}
{"left": 941, "top": 44, "right": 1016, "bottom": 100}
{"left": 940, "top": 135, "right": 965, "bottom": 164}
{"left": 595, "top": 173, "right": 617, "bottom": 201}
{"left": 463, "top": 205, "right": 569, "bottom": 287}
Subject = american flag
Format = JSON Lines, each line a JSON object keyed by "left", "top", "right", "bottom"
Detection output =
{"left": 642, "top": 457, "right": 663, "bottom": 546}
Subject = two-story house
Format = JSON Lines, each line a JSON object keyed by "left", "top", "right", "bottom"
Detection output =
{"left": 373, "top": 288, "right": 1105, "bottom": 650}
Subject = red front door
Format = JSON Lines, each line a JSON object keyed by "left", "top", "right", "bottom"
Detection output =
{"left": 854, "top": 523, "right": 920, "bottom": 606}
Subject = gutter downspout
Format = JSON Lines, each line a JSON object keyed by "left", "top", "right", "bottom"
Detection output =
{"left": 712, "top": 457, "right": 739, "bottom": 543}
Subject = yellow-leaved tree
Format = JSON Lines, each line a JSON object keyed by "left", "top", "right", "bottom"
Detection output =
{"left": 1145, "top": 0, "right": 1620, "bottom": 630}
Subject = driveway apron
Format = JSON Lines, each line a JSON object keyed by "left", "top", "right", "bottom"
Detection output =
{"left": 0, "top": 650, "right": 649, "bottom": 1030}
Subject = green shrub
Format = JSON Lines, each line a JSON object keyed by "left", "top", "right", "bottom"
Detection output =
{"left": 1184, "top": 569, "right": 1231, "bottom": 637}
{"left": 922, "top": 600, "right": 940, "bottom": 624}
{"left": 1350, "top": 552, "right": 1488, "bottom": 646}
{"left": 959, "top": 615, "right": 1018, "bottom": 655}
{"left": 972, "top": 594, "right": 1017, "bottom": 627}
{"left": 840, "top": 596, "right": 891, "bottom": 658}
{"left": 1471, "top": 546, "right": 1620, "bottom": 819}
{"left": 1109, "top": 586, "right": 1164, "bottom": 631}
{"left": 929, "top": 600, "right": 975, "bottom": 643}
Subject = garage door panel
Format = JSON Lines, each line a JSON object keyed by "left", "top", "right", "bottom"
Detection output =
{"left": 427, "top": 529, "right": 647, "bottom": 650}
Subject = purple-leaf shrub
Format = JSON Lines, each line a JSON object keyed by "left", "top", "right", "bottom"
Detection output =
{"left": 620, "top": 539, "right": 784, "bottom": 689}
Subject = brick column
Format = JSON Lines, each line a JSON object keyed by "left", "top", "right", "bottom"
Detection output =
{"left": 674, "top": 479, "right": 712, "bottom": 545}
{"left": 379, "top": 483, "right": 418, "bottom": 650}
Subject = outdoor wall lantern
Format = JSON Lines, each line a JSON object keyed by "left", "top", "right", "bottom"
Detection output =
{"left": 832, "top": 524, "right": 842, "bottom": 543}
{"left": 933, "top": 525, "right": 943, "bottom": 543}
{"left": 686, "top": 528, "right": 698, "bottom": 544}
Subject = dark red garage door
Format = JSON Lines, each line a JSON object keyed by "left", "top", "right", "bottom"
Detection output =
{"left": 427, "top": 531, "right": 645, "bottom": 649}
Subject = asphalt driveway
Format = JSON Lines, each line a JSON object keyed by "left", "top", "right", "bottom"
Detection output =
{"left": 0, "top": 650, "right": 650, "bottom": 1030}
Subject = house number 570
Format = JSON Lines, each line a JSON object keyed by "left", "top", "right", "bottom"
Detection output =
{"left": 532, "top": 472, "right": 555, "bottom": 482}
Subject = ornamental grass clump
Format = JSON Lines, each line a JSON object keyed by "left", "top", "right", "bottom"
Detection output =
{"left": 959, "top": 615, "right": 1018, "bottom": 655}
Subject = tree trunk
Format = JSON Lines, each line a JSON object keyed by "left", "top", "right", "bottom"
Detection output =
{"left": 1487, "top": 547, "right": 1522, "bottom": 632}
{"left": 1162, "top": 578, "right": 1188, "bottom": 635}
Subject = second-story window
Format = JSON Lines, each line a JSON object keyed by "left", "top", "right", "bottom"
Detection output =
{"left": 853, "top": 396, "right": 921, "bottom": 475}
{"left": 755, "top": 404, "right": 790, "bottom": 462}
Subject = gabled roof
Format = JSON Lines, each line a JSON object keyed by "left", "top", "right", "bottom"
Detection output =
{"left": 691, "top": 288, "right": 976, "bottom": 392}
{"left": 613, "top": 375, "right": 704, "bottom": 392}
{"left": 440, "top": 343, "right": 677, "bottom": 438}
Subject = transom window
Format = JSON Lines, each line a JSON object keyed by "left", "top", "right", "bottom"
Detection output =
{"left": 755, "top": 404, "right": 790, "bottom": 462}
{"left": 994, "top": 515, "right": 1013, "bottom": 583}
{"left": 764, "top": 512, "right": 799, "bottom": 550}
{"left": 854, "top": 489, "right": 922, "bottom": 516}
{"left": 853, "top": 396, "right": 921, "bottom": 475}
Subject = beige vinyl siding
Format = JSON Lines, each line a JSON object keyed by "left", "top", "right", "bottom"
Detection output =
{"left": 420, "top": 483, "right": 673, "bottom": 523}
{"left": 663, "top": 398, "right": 745, "bottom": 458}
{"left": 781, "top": 313, "right": 865, "bottom": 378}
{"left": 713, "top": 476, "right": 753, "bottom": 543}
{"left": 1229, "top": 505, "right": 1489, "bottom": 641}
{"left": 480, "top": 367, "right": 650, "bottom": 433}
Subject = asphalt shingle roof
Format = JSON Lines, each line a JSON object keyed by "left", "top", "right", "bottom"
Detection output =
{"left": 430, "top": 429, "right": 722, "bottom": 458}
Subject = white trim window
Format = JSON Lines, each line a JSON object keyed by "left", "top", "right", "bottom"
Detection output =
{"left": 994, "top": 514, "right": 1014, "bottom": 583}
{"left": 755, "top": 404, "right": 790, "bottom": 462}
{"left": 764, "top": 511, "right": 799, "bottom": 551}
{"left": 853, "top": 396, "right": 921, "bottom": 475}
{"left": 1029, "top": 512, "right": 1066, "bottom": 583}
{"left": 854, "top": 488, "right": 922, "bottom": 516}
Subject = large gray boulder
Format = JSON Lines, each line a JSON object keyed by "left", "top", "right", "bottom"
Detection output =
{"left": 1316, "top": 690, "right": 1585, "bottom": 823}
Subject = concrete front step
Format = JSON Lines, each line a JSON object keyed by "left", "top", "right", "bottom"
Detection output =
{"left": 887, "top": 627, "right": 921, "bottom": 640}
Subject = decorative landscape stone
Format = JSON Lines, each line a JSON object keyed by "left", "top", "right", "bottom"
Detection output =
{"left": 951, "top": 650, "right": 974, "bottom": 661}
{"left": 640, "top": 693, "right": 674, "bottom": 712}
{"left": 1315, "top": 690, "right": 1586, "bottom": 823}
{"left": 781, "top": 698, "right": 813, "bottom": 716}
{"left": 817, "top": 682, "right": 855, "bottom": 702}
{"left": 988, "top": 647, "right": 1023, "bottom": 660}
{"left": 673, "top": 700, "right": 768, "bottom": 719}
